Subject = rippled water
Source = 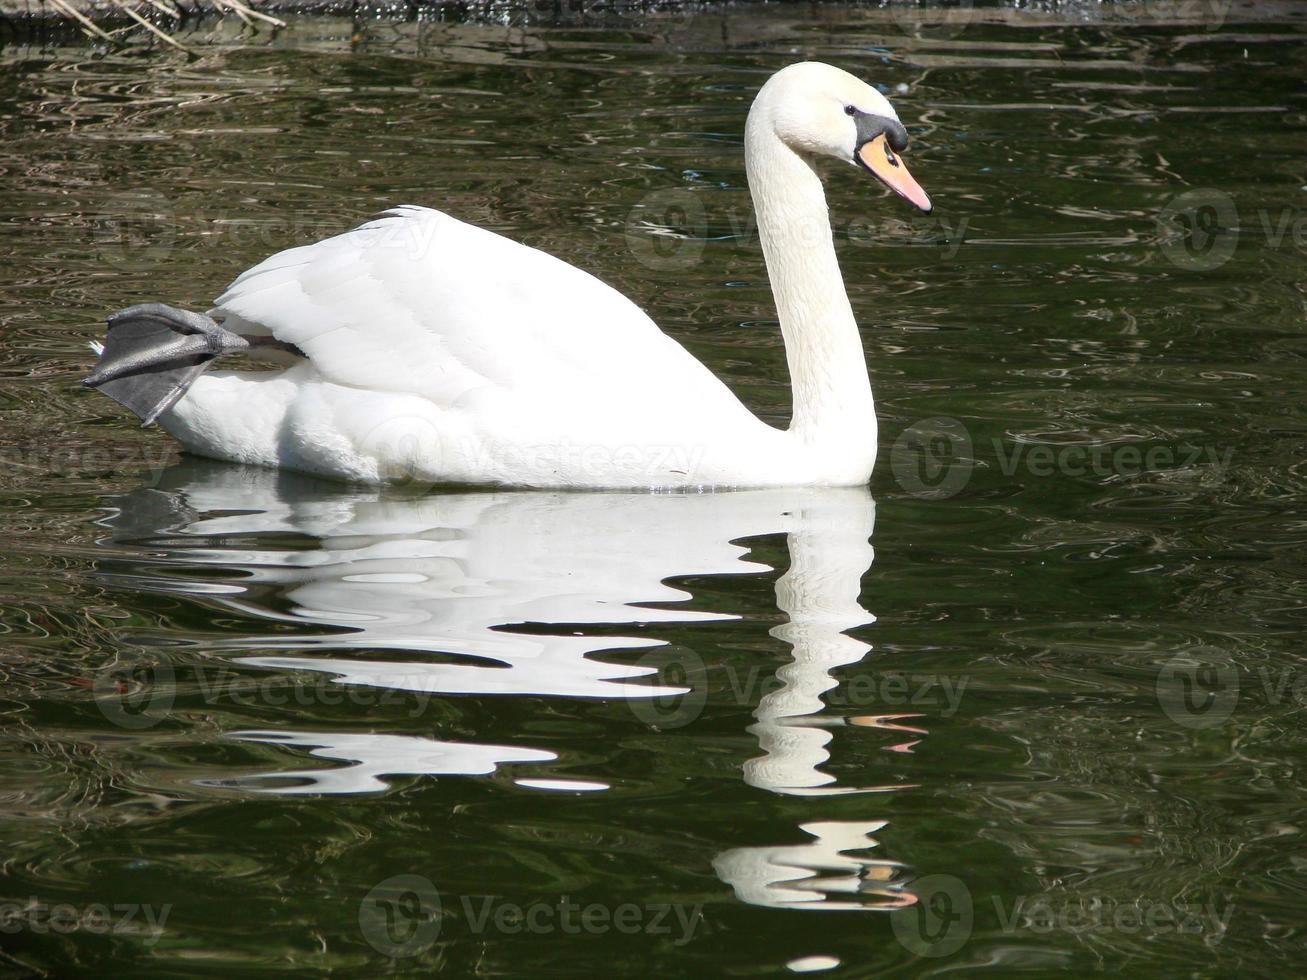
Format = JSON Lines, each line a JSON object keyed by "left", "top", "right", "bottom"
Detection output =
{"left": 2, "top": 4, "right": 1307, "bottom": 975}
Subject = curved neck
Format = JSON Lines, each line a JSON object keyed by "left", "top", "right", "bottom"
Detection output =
{"left": 745, "top": 111, "right": 875, "bottom": 451}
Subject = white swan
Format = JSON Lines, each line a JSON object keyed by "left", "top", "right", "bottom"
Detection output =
{"left": 84, "top": 62, "right": 931, "bottom": 490}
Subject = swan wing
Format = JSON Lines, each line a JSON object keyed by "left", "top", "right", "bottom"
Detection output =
{"left": 211, "top": 206, "right": 737, "bottom": 417}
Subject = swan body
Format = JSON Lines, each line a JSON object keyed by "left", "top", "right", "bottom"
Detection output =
{"left": 86, "top": 62, "right": 931, "bottom": 490}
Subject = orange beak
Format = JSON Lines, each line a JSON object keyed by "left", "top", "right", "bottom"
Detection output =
{"left": 857, "top": 134, "right": 932, "bottom": 214}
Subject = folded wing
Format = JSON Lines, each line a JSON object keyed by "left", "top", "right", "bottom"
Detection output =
{"left": 212, "top": 206, "right": 734, "bottom": 415}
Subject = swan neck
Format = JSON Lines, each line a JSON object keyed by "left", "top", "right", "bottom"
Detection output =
{"left": 745, "top": 112, "right": 875, "bottom": 449}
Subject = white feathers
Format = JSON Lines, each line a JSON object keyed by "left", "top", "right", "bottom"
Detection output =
{"left": 133, "top": 63, "right": 909, "bottom": 489}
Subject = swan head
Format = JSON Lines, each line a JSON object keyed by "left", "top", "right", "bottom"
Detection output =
{"left": 754, "top": 61, "right": 932, "bottom": 214}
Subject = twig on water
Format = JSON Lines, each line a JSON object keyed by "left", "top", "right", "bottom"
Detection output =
{"left": 45, "top": 0, "right": 287, "bottom": 46}
{"left": 214, "top": 0, "right": 252, "bottom": 26}
{"left": 45, "top": 0, "right": 120, "bottom": 44}
{"left": 139, "top": 0, "right": 184, "bottom": 20}
{"left": 108, "top": 0, "right": 197, "bottom": 54}
{"left": 212, "top": 0, "right": 286, "bottom": 28}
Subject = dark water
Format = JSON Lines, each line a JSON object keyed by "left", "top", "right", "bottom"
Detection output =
{"left": 2, "top": 4, "right": 1307, "bottom": 976}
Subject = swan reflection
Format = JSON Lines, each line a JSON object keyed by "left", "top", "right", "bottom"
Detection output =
{"left": 745, "top": 494, "right": 885, "bottom": 796}
{"left": 97, "top": 461, "right": 910, "bottom": 908}
{"left": 212, "top": 730, "right": 556, "bottom": 795}
{"left": 713, "top": 821, "right": 910, "bottom": 912}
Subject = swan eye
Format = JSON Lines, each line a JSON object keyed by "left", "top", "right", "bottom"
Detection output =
{"left": 844, "top": 104, "right": 858, "bottom": 116}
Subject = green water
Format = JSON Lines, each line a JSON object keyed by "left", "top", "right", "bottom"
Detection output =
{"left": 2, "top": 5, "right": 1307, "bottom": 976}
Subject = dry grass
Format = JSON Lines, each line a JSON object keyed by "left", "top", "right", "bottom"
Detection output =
{"left": 35, "top": 0, "right": 286, "bottom": 52}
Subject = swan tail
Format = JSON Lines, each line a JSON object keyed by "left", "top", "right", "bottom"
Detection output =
{"left": 83, "top": 303, "right": 252, "bottom": 427}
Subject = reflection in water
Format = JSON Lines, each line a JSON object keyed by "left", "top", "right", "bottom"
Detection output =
{"left": 745, "top": 497, "right": 886, "bottom": 796}
{"left": 97, "top": 460, "right": 910, "bottom": 907}
{"left": 713, "top": 821, "right": 910, "bottom": 912}
{"left": 209, "top": 730, "right": 556, "bottom": 796}
{"left": 3, "top": 5, "right": 1303, "bottom": 970}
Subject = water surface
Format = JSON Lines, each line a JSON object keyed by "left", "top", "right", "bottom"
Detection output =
{"left": 2, "top": 5, "right": 1307, "bottom": 976}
